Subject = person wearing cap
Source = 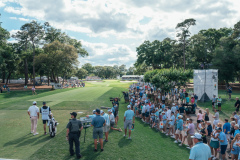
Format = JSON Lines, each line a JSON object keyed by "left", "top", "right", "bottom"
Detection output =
{"left": 28, "top": 101, "right": 39, "bottom": 135}
{"left": 174, "top": 115, "right": 183, "bottom": 144}
{"left": 216, "top": 127, "right": 228, "bottom": 160}
{"left": 189, "top": 133, "right": 211, "bottom": 160}
{"left": 100, "top": 110, "right": 110, "bottom": 142}
{"left": 179, "top": 118, "right": 190, "bottom": 146}
{"left": 210, "top": 126, "right": 220, "bottom": 159}
{"left": 40, "top": 102, "right": 51, "bottom": 135}
{"left": 86, "top": 110, "right": 96, "bottom": 119}
{"left": 212, "top": 109, "right": 219, "bottom": 129}
{"left": 166, "top": 112, "right": 175, "bottom": 136}
{"left": 235, "top": 97, "right": 240, "bottom": 113}
{"left": 66, "top": 112, "right": 83, "bottom": 159}
{"left": 108, "top": 109, "right": 122, "bottom": 132}
{"left": 124, "top": 105, "right": 135, "bottom": 139}
{"left": 234, "top": 124, "right": 240, "bottom": 137}
{"left": 187, "top": 119, "right": 195, "bottom": 149}
{"left": 162, "top": 111, "right": 167, "bottom": 133}
{"left": 206, "top": 121, "right": 213, "bottom": 145}
{"left": 91, "top": 109, "right": 106, "bottom": 152}
{"left": 171, "top": 103, "right": 176, "bottom": 113}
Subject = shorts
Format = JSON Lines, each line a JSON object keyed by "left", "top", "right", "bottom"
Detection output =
{"left": 110, "top": 121, "right": 115, "bottom": 127}
{"left": 176, "top": 129, "right": 182, "bottom": 134}
{"left": 142, "top": 113, "right": 145, "bottom": 117}
{"left": 231, "top": 146, "right": 239, "bottom": 155}
{"left": 220, "top": 145, "right": 227, "bottom": 154}
{"left": 93, "top": 127, "right": 103, "bottom": 139}
{"left": 218, "top": 103, "right": 221, "bottom": 107}
{"left": 138, "top": 110, "right": 142, "bottom": 114}
{"left": 103, "top": 125, "right": 110, "bottom": 132}
{"left": 213, "top": 120, "right": 219, "bottom": 126}
{"left": 210, "top": 140, "right": 219, "bottom": 149}
{"left": 155, "top": 119, "right": 159, "bottom": 123}
{"left": 237, "top": 108, "right": 239, "bottom": 112}
{"left": 124, "top": 120, "right": 132, "bottom": 130}
{"left": 145, "top": 112, "right": 149, "bottom": 117}
{"left": 43, "top": 120, "right": 48, "bottom": 124}
{"left": 207, "top": 136, "right": 211, "bottom": 144}
{"left": 187, "top": 134, "right": 193, "bottom": 145}
{"left": 197, "top": 120, "right": 201, "bottom": 123}
{"left": 162, "top": 100, "right": 165, "bottom": 104}
{"left": 212, "top": 102, "right": 215, "bottom": 106}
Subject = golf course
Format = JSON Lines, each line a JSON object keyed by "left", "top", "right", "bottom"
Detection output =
{"left": 0, "top": 80, "right": 190, "bottom": 160}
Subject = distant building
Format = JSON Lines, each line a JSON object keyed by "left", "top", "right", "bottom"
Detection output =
{"left": 86, "top": 76, "right": 102, "bottom": 81}
{"left": 121, "top": 75, "right": 144, "bottom": 81}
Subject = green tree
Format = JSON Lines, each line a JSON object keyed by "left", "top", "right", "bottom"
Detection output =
{"left": 176, "top": 18, "right": 196, "bottom": 70}
{"left": 82, "top": 63, "right": 94, "bottom": 74}
{"left": 76, "top": 68, "right": 88, "bottom": 80}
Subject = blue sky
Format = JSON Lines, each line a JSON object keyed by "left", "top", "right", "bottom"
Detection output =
{"left": 0, "top": 0, "right": 239, "bottom": 68}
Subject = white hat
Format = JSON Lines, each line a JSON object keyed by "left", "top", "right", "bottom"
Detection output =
{"left": 100, "top": 110, "right": 104, "bottom": 114}
{"left": 162, "top": 111, "right": 165, "bottom": 114}
{"left": 186, "top": 118, "right": 190, "bottom": 121}
{"left": 191, "top": 133, "right": 202, "bottom": 139}
{"left": 235, "top": 124, "right": 239, "bottom": 128}
{"left": 178, "top": 115, "right": 183, "bottom": 118}
{"left": 172, "top": 103, "right": 175, "bottom": 106}
{"left": 127, "top": 105, "right": 131, "bottom": 109}
{"left": 33, "top": 101, "right": 37, "bottom": 104}
{"left": 108, "top": 109, "right": 112, "bottom": 112}
{"left": 92, "top": 110, "right": 96, "bottom": 113}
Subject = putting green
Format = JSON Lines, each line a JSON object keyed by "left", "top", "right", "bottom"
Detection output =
{"left": 29, "top": 87, "right": 112, "bottom": 106}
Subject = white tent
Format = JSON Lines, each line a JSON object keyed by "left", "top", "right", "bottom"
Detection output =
{"left": 194, "top": 69, "right": 218, "bottom": 101}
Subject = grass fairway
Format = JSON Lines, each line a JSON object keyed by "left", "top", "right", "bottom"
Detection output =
{"left": 0, "top": 80, "right": 189, "bottom": 160}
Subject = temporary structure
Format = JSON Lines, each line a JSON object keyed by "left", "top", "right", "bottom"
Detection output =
{"left": 194, "top": 69, "right": 218, "bottom": 102}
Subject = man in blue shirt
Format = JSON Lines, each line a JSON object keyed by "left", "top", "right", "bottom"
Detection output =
{"left": 223, "top": 119, "right": 230, "bottom": 141}
{"left": 91, "top": 109, "right": 106, "bottom": 152}
{"left": 124, "top": 105, "right": 135, "bottom": 139}
{"left": 189, "top": 133, "right": 211, "bottom": 160}
{"left": 167, "top": 112, "right": 175, "bottom": 136}
{"left": 174, "top": 115, "right": 183, "bottom": 144}
{"left": 145, "top": 104, "right": 150, "bottom": 124}
{"left": 86, "top": 110, "right": 96, "bottom": 119}
{"left": 217, "top": 127, "right": 228, "bottom": 160}
{"left": 162, "top": 111, "right": 167, "bottom": 133}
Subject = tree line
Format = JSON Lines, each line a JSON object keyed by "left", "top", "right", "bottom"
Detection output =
{"left": 0, "top": 20, "right": 88, "bottom": 85}
{"left": 135, "top": 19, "right": 240, "bottom": 85}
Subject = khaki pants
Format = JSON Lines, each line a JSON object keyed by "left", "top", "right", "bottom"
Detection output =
{"left": 187, "top": 134, "right": 193, "bottom": 146}
{"left": 31, "top": 116, "right": 38, "bottom": 134}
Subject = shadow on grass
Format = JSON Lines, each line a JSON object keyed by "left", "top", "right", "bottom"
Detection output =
{"left": 118, "top": 137, "right": 132, "bottom": 148}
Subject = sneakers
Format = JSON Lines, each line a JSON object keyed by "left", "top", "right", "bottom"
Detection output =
{"left": 165, "top": 133, "right": 169, "bottom": 136}
{"left": 44, "top": 132, "right": 47, "bottom": 135}
{"left": 104, "top": 140, "right": 108, "bottom": 142}
{"left": 186, "top": 147, "right": 191, "bottom": 149}
{"left": 101, "top": 149, "right": 104, "bottom": 152}
{"left": 123, "top": 134, "right": 126, "bottom": 137}
{"left": 212, "top": 157, "right": 216, "bottom": 160}
{"left": 178, "top": 140, "right": 182, "bottom": 143}
{"left": 128, "top": 137, "right": 132, "bottom": 139}
{"left": 31, "top": 131, "right": 33, "bottom": 134}
{"left": 179, "top": 144, "right": 182, "bottom": 146}
{"left": 94, "top": 149, "right": 97, "bottom": 152}
{"left": 33, "top": 132, "right": 39, "bottom": 135}
{"left": 174, "top": 140, "right": 178, "bottom": 143}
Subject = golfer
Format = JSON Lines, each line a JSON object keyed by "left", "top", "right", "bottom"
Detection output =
{"left": 27, "top": 101, "right": 39, "bottom": 135}
{"left": 91, "top": 109, "right": 105, "bottom": 152}
{"left": 66, "top": 112, "right": 83, "bottom": 159}
{"left": 123, "top": 105, "right": 135, "bottom": 139}
{"left": 40, "top": 102, "right": 51, "bottom": 135}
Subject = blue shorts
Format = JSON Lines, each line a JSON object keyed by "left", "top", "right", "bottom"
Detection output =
{"left": 145, "top": 112, "right": 149, "bottom": 117}
{"left": 231, "top": 146, "right": 239, "bottom": 155}
{"left": 221, "top": 145, "right": 227, "bottom": 155}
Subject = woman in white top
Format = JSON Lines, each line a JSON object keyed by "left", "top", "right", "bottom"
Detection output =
{"left": 210, "top": 128, "right": 220, "bottom": 159}
{"left": 231, "top": 133, "right": 240, "bottom": 160}
{"left": 197, "top": 110, "right": 203, "bottom": 130}
{"left": 179, "top": 118, "right": 189, "bottom": 146}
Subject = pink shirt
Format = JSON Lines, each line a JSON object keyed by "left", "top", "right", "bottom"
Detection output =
{"left": 197, "top": 113, "right": 203, "bottom": 120}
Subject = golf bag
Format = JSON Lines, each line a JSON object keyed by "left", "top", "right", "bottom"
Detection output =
{"left": 48, "top": 114, "right": 58, "bottom": 138}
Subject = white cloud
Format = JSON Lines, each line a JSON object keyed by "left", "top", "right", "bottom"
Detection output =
{"left": 0, "top": 1, "right": 6, "bottom": 7}
{"left": 9, "top": 29, "right": 20, "bottom": 36}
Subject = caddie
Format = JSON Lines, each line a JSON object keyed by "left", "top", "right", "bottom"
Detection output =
{"left": 40, "top": 102, "right": 51, "bottom": 135}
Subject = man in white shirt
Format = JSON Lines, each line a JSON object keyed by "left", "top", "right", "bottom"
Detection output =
{"left": 108, "top": 110, "right": 122, "bottom": 132}
{"left": 171, "top": 103, "right": 177, "bottom": 113}
{"left": 28, "top": 101, "right": 39, "bottom": 135}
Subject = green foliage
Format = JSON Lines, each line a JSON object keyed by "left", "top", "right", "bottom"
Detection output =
{"left": 145, "top": 68, "right": 193, "bottom": 92}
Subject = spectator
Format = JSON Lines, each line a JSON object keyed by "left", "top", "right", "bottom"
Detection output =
{"left": 142, "top": 102, "right": 146, "bottom": 122}
{"left": 166, "top": 112, "right": 175, "bottom": 136}
{"left": 162, "top": 111, "right": 167, "bottom": 133}
{"left": 189, "top": 133, "right": 211, "bottom": 160}
{"left": 171, "top": 103, "right": 176, "bottom": 113}
{"left": 210, "top": 127, "right": 219, "bottom": 159}
{"left": 217, "top": 127, "right": 228, "bottom": 160}
{"left": 217, "top": 96, "right": 222, "bottom": 111}
{"left": 230, "top": 133, "right": 240, "bottom": 160}
{"left": 186, "top": 95, "right": 190, "bottom": 104}
{"left": 228, "top": 86, "right": 232, "bottom": 99}
{"left": 179, "top": 104, "right": 186, "bottom": 120}
{"left": 101, "top": 110, "right": 110, "bottom": 142}
{"left": 108, "top": 110, "right": 122, "bottom": 132}
{"left": 191, "top": 96, "right": 194, "bottom": 104}
{"left": 229, "top": 121, "right": 236, "bottom": 159}
{"left": 123, "top": 105, "right": 135, "bottom": 139}
{"left": 223, "top": 119, "right": 231, "bottom": 141}
{"left": 212, "top": 109, "right": 219, "bottom": 129}
{"left": 234, "top": 124, "right": 240, "bottom": 137}
{"left": 194, "top": 94, "right": 198, "bottom": 104}
{"left": 204, "top": 108, "right": 210, "bottom": 122}
{"left": 233, "top": 112, "right": 239, "bottom": 124}
{"left": 200, "top": 122, "right": 208, "bottom": 144}
{"left": 187, "top": 119, "right": 195, "bottom": 149}
{"left": 206, "top": 121, "right": 213, "bottom": 145}
{"left": 197, "top": 110, "right": 203, "bottom": 129}
{"left": 174, "top": 115, "right": 183, "bottom": 144}
{"left": 179, "top": 118, "right": 189, "bottom": 146}
{"left": 212, "top": 95, "right": 216, "bottom": 111}
{"left": 235, "top": 97, "right": 240, "bottom": 113}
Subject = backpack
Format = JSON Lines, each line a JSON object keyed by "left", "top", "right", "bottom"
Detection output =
{"left": 70, "top": 120, "right": 80, "bottom": 133}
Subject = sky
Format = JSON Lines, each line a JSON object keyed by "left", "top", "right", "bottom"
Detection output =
{"left": 0, "top": 0, "right": 239, "bottom": 68}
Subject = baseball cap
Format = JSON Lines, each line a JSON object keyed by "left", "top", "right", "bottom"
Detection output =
{"left": 178, "top": 115, "right": 183, "bottom": 118}
{"left": 172, "top": 103, "right": 175, "bottom": 105}
{"left": 217, "top": 127, "right": 222, "bottom": 131}
{"left": 33, "top": 101, "right": 37, "bottom": 104}
{"left": 100, "top": 110, "right": 104, "bottom": 114}
{"left": 186, "top": 118, "right": 190, "bottom": 121}
{"left": 96, "top": 109, "right": 100, "bottom": 113}
{"left": 43, "top": 102, "right": 46, "bottom": 105}
{"left": 162, "top": 111, "right": 165, "bottom": 114}
{"left": 127, "top": 105, "right": 131, "bottom": 109}
{"left": 235, "top": 124, "right": 239, "bottom": 128}
{"left": 70, "top": 112, "right": 77, "bottom": 117}
{"left": 92, "top": 110, "right": 96, "bottom": 113}
{"left": 108, "top": 109, "right": 112, "bottom": 112}
{"left": 191, "top": 133, "right": 202, "bottom": 139}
